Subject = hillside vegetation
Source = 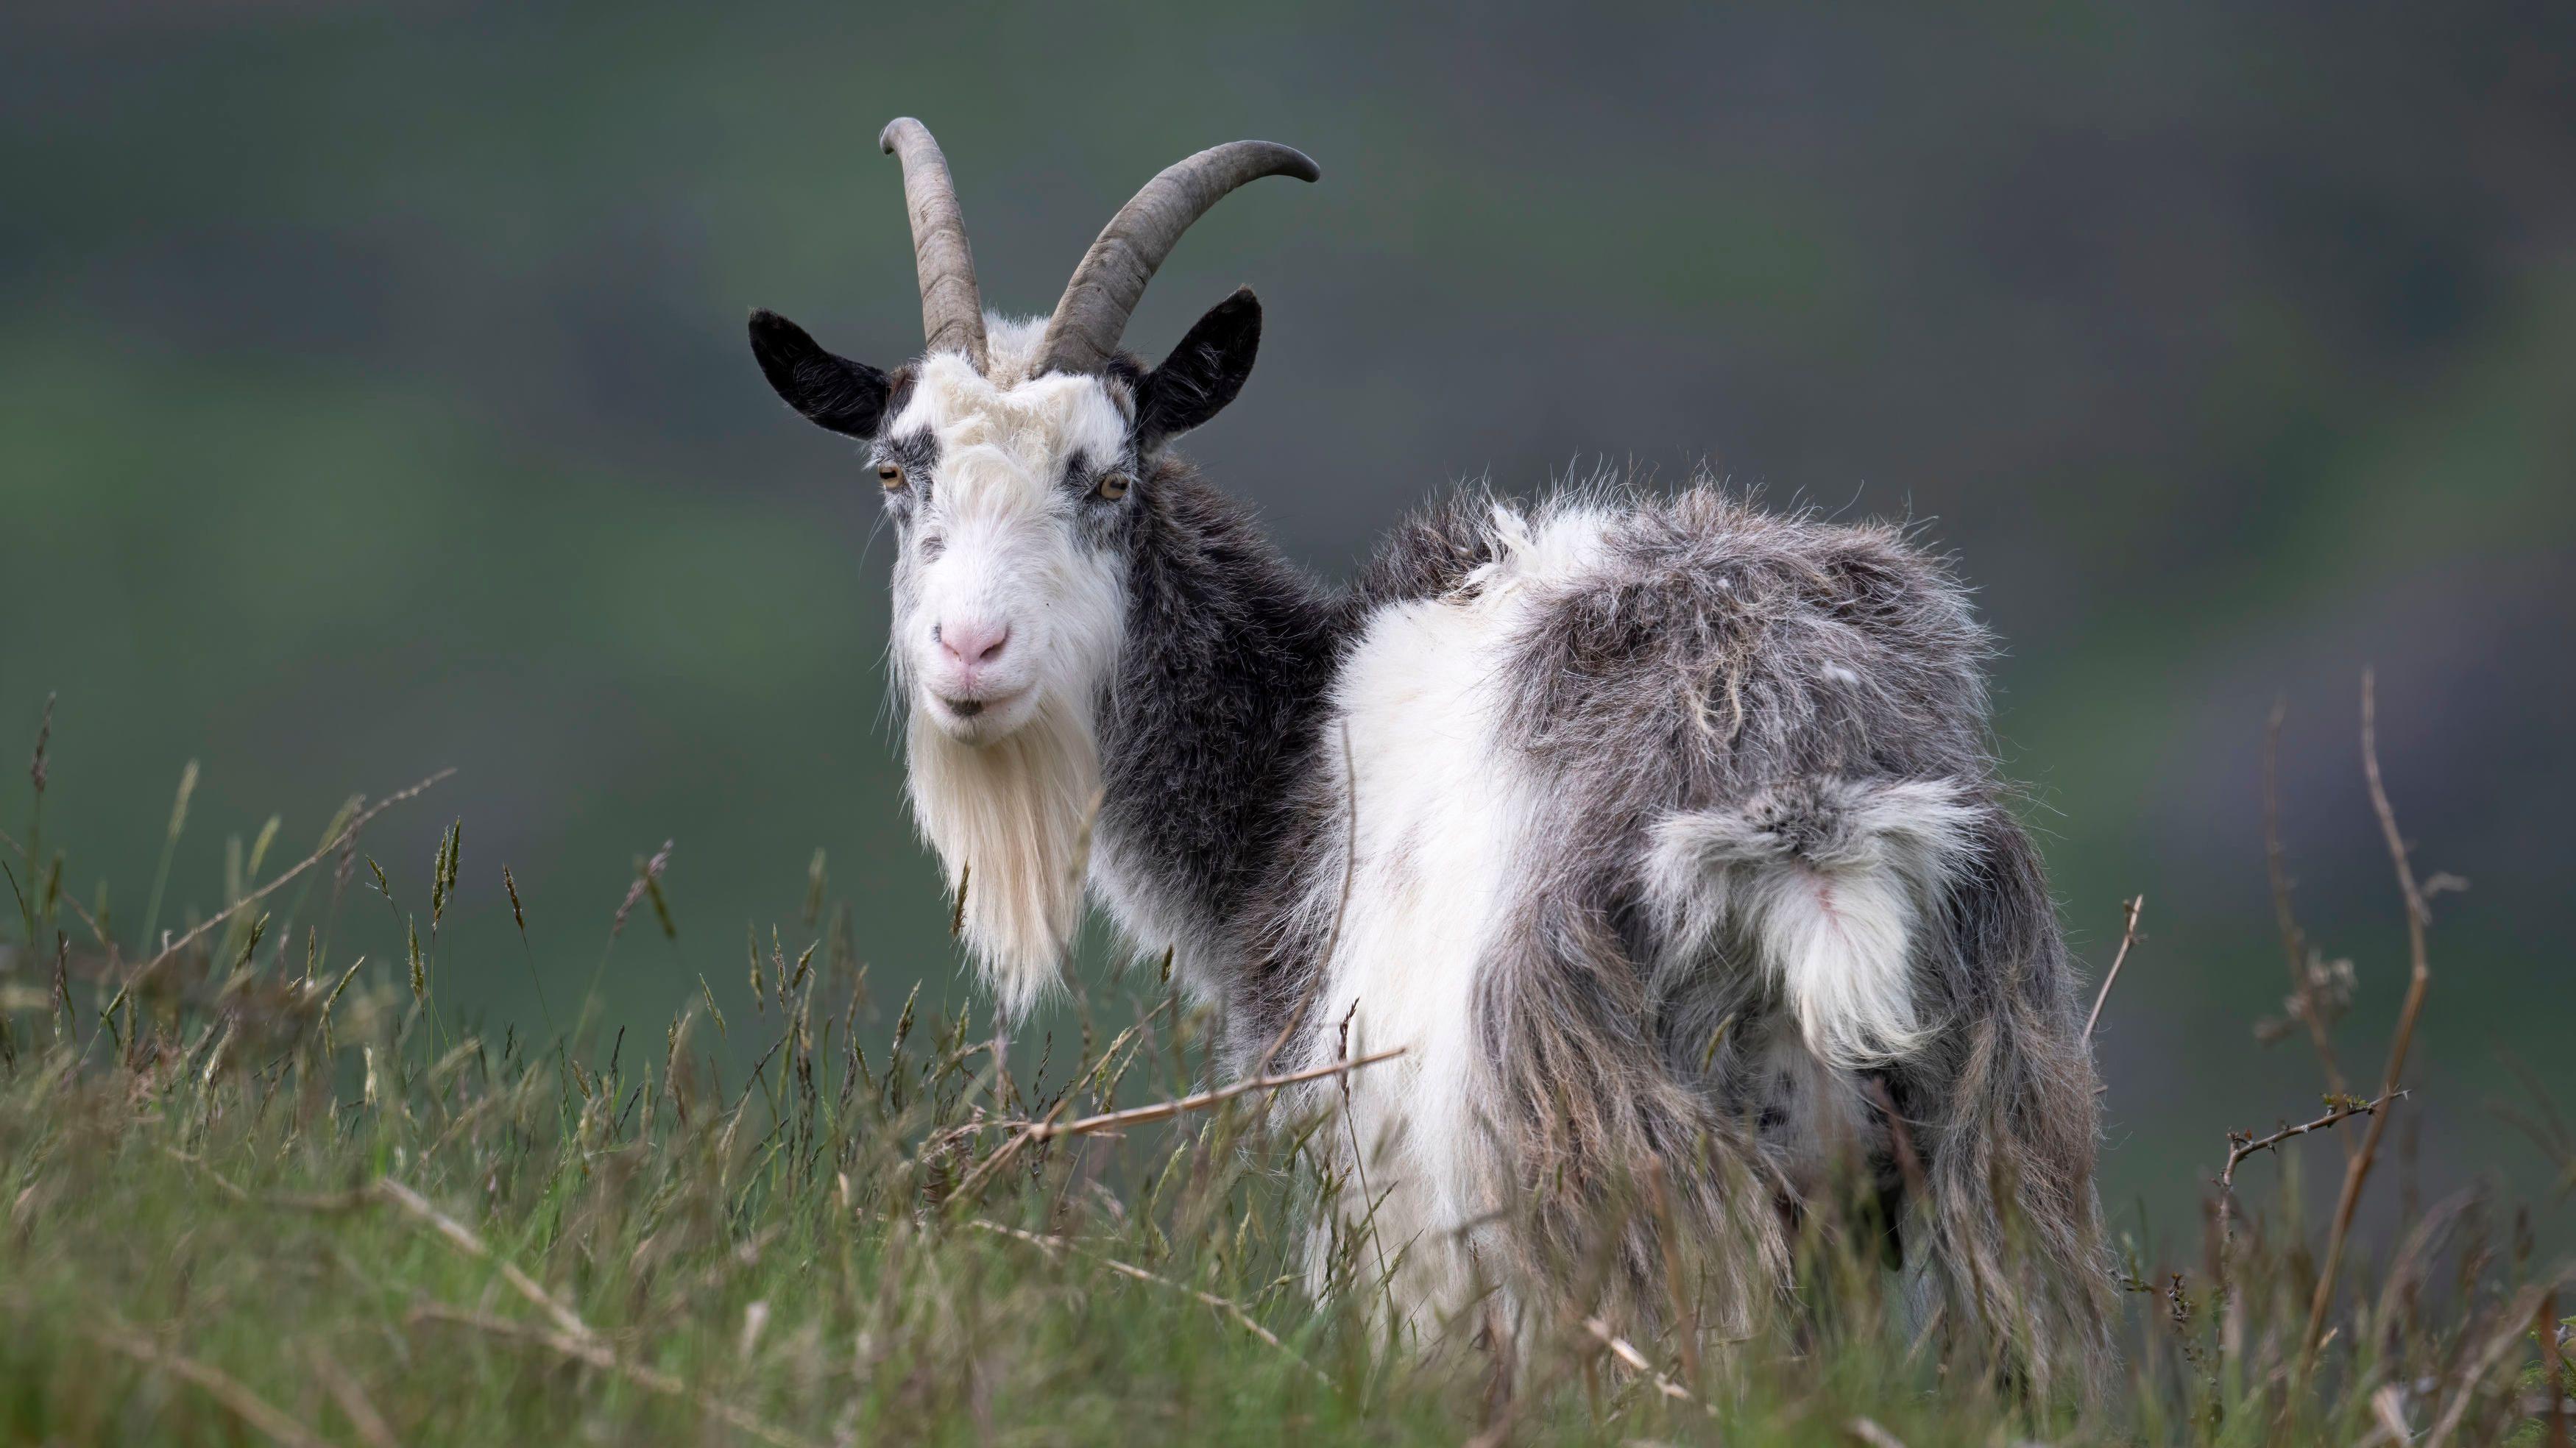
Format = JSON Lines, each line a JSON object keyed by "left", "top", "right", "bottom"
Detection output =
{"left": 1, "top": 691, "right": 2569, "bottom": 1447}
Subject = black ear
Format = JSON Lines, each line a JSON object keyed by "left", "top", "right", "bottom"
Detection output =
{"left": 1136, "top": 287, "right": 1262, "bottom": 452}
{"left": 748, "top": 309, "right": 890, "bottom": 438}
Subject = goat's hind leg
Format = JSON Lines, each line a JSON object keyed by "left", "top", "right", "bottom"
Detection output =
{"left": 1473, "top": 892, "right": 1790, "bottom": 1343}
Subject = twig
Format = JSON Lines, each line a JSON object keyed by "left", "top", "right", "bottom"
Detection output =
{"left": 944, "top": 1094, "right": 1069, "bottom": 1202}
{"left": 2222, "top": 1091, "right": 2407, "bottom": 1192}
{"left": 1018, "top": 1046, "right": 1404, "bottom": 1141}
{"left": 2265, "top": 698, "right": 2349, "bottom": 1096}
{"left": 106, "top": 770, "right": 455, "bottom": 1019}
{"left": 408, "top": 1302, "right": 814, "bottom": 1448}
{"left": 948, "top": 1045, "right": 1404, "bottom": 1202}
{"left": 2302, "top": 670, "right": 2436, "bottom": 1369}
{"left": 969, "top": 1219, "right": 1321, "bottom": 1377}
{"left": 88, "top": 1321, "right": 342, "bottom": 1448}
{"left": 2217, "top": 1090, "right": 2407, "bottom": 1271}
{"left": 2083, "top": 895, "right": 2145, "bottom": 1041}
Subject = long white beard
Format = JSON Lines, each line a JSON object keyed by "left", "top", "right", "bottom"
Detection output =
{"left": 905, "top": 696, "right": 1101, "bottom": 1018}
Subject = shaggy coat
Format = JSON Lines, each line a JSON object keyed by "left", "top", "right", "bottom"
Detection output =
{"left": 1087, "top": 455, "right": 2112, "bottom": 1387}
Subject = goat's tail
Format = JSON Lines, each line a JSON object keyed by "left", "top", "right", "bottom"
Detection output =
{"left": 1641, "top": 776, "right": 1979, "bottom": 1069}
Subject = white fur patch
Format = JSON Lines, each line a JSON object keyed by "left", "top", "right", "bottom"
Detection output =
{"left": 1645, "top": 776, "right": 1975, "bottom": 1067}
{"left": 1298, "top": 500, "right": 1616, "bottom": 1328}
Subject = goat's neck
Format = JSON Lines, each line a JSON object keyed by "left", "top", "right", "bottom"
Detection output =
{"left": 1090, "top": 465, "right": 1340, "bottom": 968}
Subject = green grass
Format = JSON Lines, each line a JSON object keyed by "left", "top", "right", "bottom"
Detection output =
{"left": 1, "top": 720, "right": 2569, "bottom": 1447}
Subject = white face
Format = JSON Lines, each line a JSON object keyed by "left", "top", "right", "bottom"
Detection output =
{"left": 874, "top": 350, "right": 1138, "bottom": 746}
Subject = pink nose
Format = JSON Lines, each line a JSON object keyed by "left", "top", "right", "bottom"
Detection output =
{"left": 936, "top": 619, "right": 1010, "bottom": 669}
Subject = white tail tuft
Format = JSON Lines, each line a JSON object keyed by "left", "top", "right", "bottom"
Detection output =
{"left": 1645, "top": 776, "right": 1977, "bottom": 1066}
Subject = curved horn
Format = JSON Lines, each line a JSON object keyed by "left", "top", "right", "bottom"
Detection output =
{"left": 879, "top": 118, "right": 988, "bottom": 372}
{"left": 1037, "top": 141, "right": 1319, "bottom": 377}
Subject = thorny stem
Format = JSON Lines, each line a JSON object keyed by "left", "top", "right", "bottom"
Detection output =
{"left": 2214, "top": 1089, "right": 2407, "bottom": 1305}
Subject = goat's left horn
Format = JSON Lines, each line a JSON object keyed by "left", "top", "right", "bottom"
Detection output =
{"left": 1036, "top": 141, "right": 1318, "bottom": 377}
{"left": 880, "top": 117, "right": 989, "bottom": 373}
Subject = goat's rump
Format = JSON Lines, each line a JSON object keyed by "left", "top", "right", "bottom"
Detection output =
{"left": 1290, "top": 483, "right": 2112, "bottom": 1390}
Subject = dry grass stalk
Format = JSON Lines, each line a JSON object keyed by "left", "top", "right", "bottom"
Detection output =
{"left": 106, "top": 768, "right": 456, "bottom": 1019}
{"left": 407, "top": 1302, "right": 815, "bottom": 1448}
{"left": 2424, "top": 1285, "right": 2552, "bottom": 1448}
{"left": 0, "top": 832, "right": 111, "bottom": 952}
{"left": 2369, "top": 1383, "right": 2413, "bottom": 1444}
{"left": 304, "top": 1340, "right": 401, "bottom": 1448}
{"left": 1018, "top": 1044, "right": 1404, "bottom": 1141}
{"left": 88, "top": 1320, "right": 341, "bottom": 1448}
{"left": 373, "top": 1177, "right": 594, "bottom": 1343}
{"left": 609, "top": 839, "right": 676, "bottom": 943}
{"left": 2083, "top": 893, "right": 2146, "bottom": 1041}
{"left": 1639, "top": 1155, "right": 1701, "bottom": 1382}
{"left": 1580, "top": 1316, "right": 1708, "bottom": 1412}
{"left": 266, "top": 1176, "right": 593, "bottom": 1344}
{"left": 1845, "top": 1414, "right": 1911, "bottom": 1448}
{"left": 2302, "top": 670, "right": 2438, "bottom": 1369}
{"left": 944, "top": 1094, "right": 1069, "bottom": 1202}
{"left": 969, "top": 1218, "right": 1320, "bottom": 1377}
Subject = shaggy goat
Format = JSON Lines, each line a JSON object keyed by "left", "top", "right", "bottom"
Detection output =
{"left": 749, "top": 119, "right": 2113, "bottom": 1389}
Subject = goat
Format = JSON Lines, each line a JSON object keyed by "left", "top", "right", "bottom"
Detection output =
{"left": 748, "top": 118, "right": 2113, "bottom": 1392}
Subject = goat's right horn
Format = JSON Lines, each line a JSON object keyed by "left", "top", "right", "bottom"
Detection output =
{"left": 1037, "top": 141, "right": 1319, "bottom": 377}
{"left": 879, "top": 118, "right": 989, "bottom": 373}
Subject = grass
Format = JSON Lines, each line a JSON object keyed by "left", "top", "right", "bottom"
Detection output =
{"left": 0, "top": 695, "right": 2570, "bottom": 1447}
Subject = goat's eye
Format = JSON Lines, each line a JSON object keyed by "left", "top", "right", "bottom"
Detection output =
{"left": 876, "top": 462, "right": 905, "bottom": 489}
{"left": 1094, "top": 470, "right": 1132, "bottom": 501}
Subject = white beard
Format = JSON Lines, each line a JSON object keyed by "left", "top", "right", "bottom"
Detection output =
{"left": 905, "top": 695, "right": 1101, "bottom": 1018}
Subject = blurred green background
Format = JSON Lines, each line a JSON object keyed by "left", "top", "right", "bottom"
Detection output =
{"left": 4, "top": 2, "right": 2569, "bottom": 1246}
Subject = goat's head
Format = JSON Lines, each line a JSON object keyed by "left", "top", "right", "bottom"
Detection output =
{"left": 749, "top": 119, "right": 1315, "bottom": 1009}
{"left": 751, "top": 120, "right": 1314, "bottom": 748}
